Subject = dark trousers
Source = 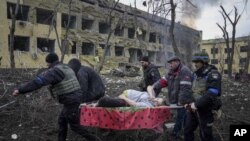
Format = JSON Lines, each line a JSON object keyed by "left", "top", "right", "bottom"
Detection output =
{"left": 184, "top": 111, "right": 214, "bottom": 141}
{"left": 58, "top": 104, "right": 97, "bottom": 141}
{"left": 172, "top": 107, "right": 186, "bottom": 136}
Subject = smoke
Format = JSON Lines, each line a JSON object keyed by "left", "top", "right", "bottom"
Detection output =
{"left": 181, "top": 0, "right": 220, "bottom": 28}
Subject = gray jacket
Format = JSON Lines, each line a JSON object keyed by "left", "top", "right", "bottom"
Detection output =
{"left": 154, "top": 64, "right": 193, "bottom": 105}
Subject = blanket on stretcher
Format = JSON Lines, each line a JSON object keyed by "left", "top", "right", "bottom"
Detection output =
{"left": 80, "top": 106, "right": 172, "bottom": 130}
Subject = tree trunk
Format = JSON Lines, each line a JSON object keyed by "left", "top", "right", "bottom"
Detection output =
{"left": 96, "top": 0, "right": 120, "bottom": 73}
{"left": 169, "top": 0, "right": 181, "bottom": 59}
{"left": 96, "top": 32, "right": 112, "bottom": 73}
{"left": 60, "top": 0, "right": 72, "bottom": 63}
{"left": 9, "top": 0, "right": 20, "bottom": 69}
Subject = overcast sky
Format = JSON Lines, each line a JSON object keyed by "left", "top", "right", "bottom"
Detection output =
{"left": 119, "top": 0, "right": 250, "bottom": 40}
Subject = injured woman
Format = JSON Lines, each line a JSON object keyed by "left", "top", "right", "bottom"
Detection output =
{"left": 80, "top": 86, "right": 171, "bottom": 131}
{"left": 88, "top": 86, "right": 165, "bottom": 108}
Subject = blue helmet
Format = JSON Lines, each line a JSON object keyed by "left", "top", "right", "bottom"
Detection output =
{"left": 192, "top": 52, "right": 209, "bottom": 63}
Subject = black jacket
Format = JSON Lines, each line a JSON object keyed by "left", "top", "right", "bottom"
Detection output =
{"left": 18, "top": 62, "right": 82, "bottom": 105}
{"left": 77, "top": 66, "right": 105, "bottom": 102}
{"left": 141, "top": 63, "right": 161, "bottom": 95}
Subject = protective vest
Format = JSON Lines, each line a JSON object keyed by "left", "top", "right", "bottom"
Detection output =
{"left": 192, "top": 76, "right": 206, "bottom": 100}
{"left": 51, "top": 64, "right": 80, "bottom": 96}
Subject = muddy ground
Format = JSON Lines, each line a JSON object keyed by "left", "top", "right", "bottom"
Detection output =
{"left": 0, "top": 69, "right": 250, "bottom": 141}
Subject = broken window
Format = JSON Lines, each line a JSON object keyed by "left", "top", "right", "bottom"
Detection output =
{"left": 80, "top": 0, "right": 95, "bottom": 5}
{"left": 99, "top": 22, "right": 110, "bottom": 34}
{"left": 115, "top": 46, "right": 124, "bottom": 56}
{"left": 128, "top": 28, "right": 135, "bottom": 39}
{"left": 224, "top": 59, "right": 228, "bottom": 64}
{"left": 37, "top": 38, "right": 55, "bottom": 52}
{"left": 224, "top": 70, "right": 228, "bottom": 74}
{"left": 149, "top": 32, "right": 156, "bottom": 43}
{"left": 224, "top": 48, "right": 232, "bottom": 53}
{"left": 128, "top": 48, "right": 137, "bottom": 63}
{"left": 128, "top": 48, "right": 142, "bottom": 62}
{"left": 137, "top": 49, "right": 143, "bottom": 61}
{"left": 71, "top": 41, "right": 76, "bottom": 54}
{"left": 240, "top": 45, "right": 248, "bottom": 52}
{"left": 100, "top": 44, "right": 111, "bottom": 56}
{"left": 211, "top": 59, "right": 218, "bottom": 64}
{"left": 9, "top": 35, "right": 29, "bottom": 51}
{"left": 158, "top": 35, "right": 163, "bottom": 44}
{"left": 82, "top": 18, "right": 94, "bottom": 30}
{"left": 211, "top": 48, "right": 218, "bottom": 54}
{"left": 61, "top": 13, "right": 76, "bottom": 29}
{"left": 82, "top": 42, "right": 94, "bottom": 55}
{"left": 114, "top": 25, "right": 124, "bottom": 36}
{"left": 148, "top": 51, "right": 156, "bottom": 63}
{"left": 7, "top": 2, "right": 29, "bottom": 21}
{"left": 239, "top": 58, "right": 247, "bottom": 65}
{"left": 36, "top": 8, "right": 53, "bottom": 25}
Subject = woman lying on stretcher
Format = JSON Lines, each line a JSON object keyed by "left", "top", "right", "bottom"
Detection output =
{"left": 88, "top": 86, "right": 165, "bottom": 108}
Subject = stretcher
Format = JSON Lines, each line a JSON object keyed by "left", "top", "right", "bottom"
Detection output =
{"left": 80, "top": 105, "right": 183, "bottom": 130}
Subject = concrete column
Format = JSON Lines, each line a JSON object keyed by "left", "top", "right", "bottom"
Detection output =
{"left": 92, "top": 19, "right": 99, "bottom": 33}
{"left": 124, "top": 27, "right": 128, "bottom": 38}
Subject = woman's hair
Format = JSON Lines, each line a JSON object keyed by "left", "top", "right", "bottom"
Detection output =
{"left": 154, "top": 98, "right": 166, "bottom": 106}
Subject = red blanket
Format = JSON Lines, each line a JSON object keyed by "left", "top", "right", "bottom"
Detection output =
{"left": 80, "top": 106, "right": 171, "bottom": 130}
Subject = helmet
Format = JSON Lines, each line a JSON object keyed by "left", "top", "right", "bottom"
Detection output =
{"left": 192, "top": 52, "right": 209, "bottom": 63}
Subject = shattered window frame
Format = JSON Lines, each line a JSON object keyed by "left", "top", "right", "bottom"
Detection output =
{"left": 37, "top": 37, "right": 55, "bottom": 53}
{"left": 61, "top": 13, "right": 77, "bottom": 29}
{"left": 36, "top": 8, "right": 54, "bottom": 25}
{"left": 115, "top": 46, "right": 124, "bottom": 56}
{"left": 7, "top": 2, "right": 29, "bottom": 21}
{"left": 82, "top": 42, "right": 95, "bottom": 55}
{"left": 8, "top": 35, "right": 30, "bottom": 52}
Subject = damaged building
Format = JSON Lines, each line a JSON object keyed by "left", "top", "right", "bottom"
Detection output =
{"left": 0, "top": 0, "right": 201, "bottom": 70}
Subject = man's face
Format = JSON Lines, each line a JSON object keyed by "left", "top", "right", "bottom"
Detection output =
{"left": 140, "top": 61, "right": 149, "bottom": 68}
{"left": 193, "top": 61, "right": 203, "bottom": 70}
{"left": 169, "top": 60, "right": 180, "bottom": 70}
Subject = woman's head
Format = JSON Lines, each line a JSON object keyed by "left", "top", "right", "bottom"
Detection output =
{"left": 153, "top": 98, "right": 165, "bottom": 106}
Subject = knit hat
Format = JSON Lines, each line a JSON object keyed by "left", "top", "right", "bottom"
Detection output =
{"left": 45, "top": 53, "right": 59, "bottom": 63}
{"left": 140, "top": 56, "right": 149, "bottom": 62}
{"left": 68, "top": 58, "right": 82, "bottom": 75}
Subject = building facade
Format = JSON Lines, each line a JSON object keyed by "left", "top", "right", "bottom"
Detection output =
{"left": 201, "top": 36, "right": 250, "bottom": 74}
{"left": 0, "top": 0, "right": 201, "bottom": 70}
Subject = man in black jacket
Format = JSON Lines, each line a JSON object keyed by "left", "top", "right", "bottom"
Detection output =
{"left": 12, "top": 53, "right": 98, "bottom": 141}
{"left": 68, "top": 58, "right": 105, "bottom": 103}
{"left": 139, "top": 56, "right": 161, "bottom": 96}
{"left": 150, "top": 56, "right": 193, "bottom": 138}
{"left": 184, "top": 52, "right": 222, "bottom": 141}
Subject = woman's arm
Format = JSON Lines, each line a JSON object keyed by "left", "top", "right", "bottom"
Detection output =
{"left": 147, "top": 85, "right": 155, "bottom": 98}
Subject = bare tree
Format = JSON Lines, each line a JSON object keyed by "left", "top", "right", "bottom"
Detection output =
{"left": 96, "top": 0, "right": 121, "bottom": 73}
{"left": 217, "top": 5, "right": 242, "bottom": 78}
{"left": 48, "top": 0, "right": 73, "bottom": 63}
{"left": 217, "top": 43, "right": 226, "bottom": 74}
{"left": 144, "top": 0, "right": 197, "bottom": 61}
{"left": 169, "top": 0, "right": 181, "bottom": 58}
{"left": 60, "top": 0, "right": 74, "bottom": 63}
{"left": 9, "top": 0, "right": 20, "bottom": 69}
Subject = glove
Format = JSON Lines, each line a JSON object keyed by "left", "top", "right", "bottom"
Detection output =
{"left": 190, "top": 102, "right": 197, "bottom": 111}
